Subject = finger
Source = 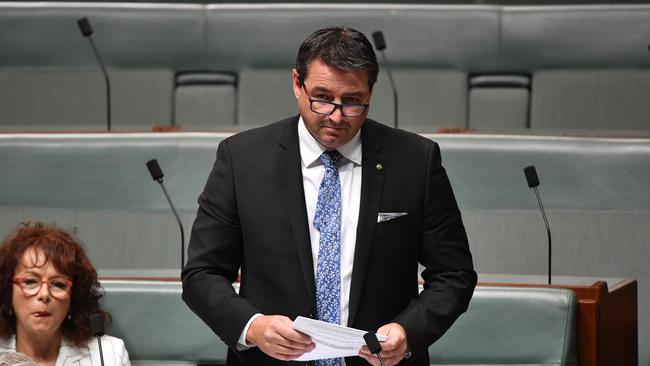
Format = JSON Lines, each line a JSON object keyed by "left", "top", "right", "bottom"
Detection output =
{"left": 280, "top": 341, "right": 314, "bottom": 353}
{"left": 271, "top": 318, "right": 313, "bottom": 345}
{"left": 376, "top": 324, "right": 407, "bottom": 356}
{"left": 263, "top": 340, "right": 315, "bottom": 361}
{"left": 271, "top": 335, "right": 315, "bottom": 353}
{"left": 272, "top": 351, "right": 304, "bottom": 362}
{"left": 379, "top": 342, "right": 407, "bottom": 359}
{"left": 371, "top": 340, "right": 401, "bottom": 360}
{"left": 273, "top": 333, "right": 313, "bottom": 347}
{"left": 357, "top": 352, "right": 381, "bottom": 366}
{"left": 363, "top": 352, "right": 402, "bottom": 366}
{"left": 279, "top": 327, "right": 314, "bottom": 345}
{"left": 273, "top": 344, "right": 312, "bottom": 357}
{"left": 262, "top": 324, "right": 312, "bottom": 352}
{"left": 279, "top": 330, "right": 315, "bottom": 350}
{"left": 380, "top": 354, "right": 406, "bottom": 366}
{"left": 378, "top": 338, "right": 399, "bottom": 351}
{"left": 360, "top": 345, "right": 369, "bottom": 353}
{"left": 258, "top": 334, "right": 313, "bottom": 356}
{"left": 358, "top": 348, "right": 372, "bottom": 358}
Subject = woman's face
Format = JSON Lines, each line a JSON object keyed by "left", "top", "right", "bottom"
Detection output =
{"left": 12, "top": 248, "right": 71, "bottom": 339}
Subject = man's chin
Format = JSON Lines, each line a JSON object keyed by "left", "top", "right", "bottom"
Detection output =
{"left": 317, "top": 134, "right": 347, "bottom": 149}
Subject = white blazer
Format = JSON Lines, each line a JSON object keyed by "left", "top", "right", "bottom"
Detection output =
{"left": 0, "top": 335, "right": 130, "bottom": 366}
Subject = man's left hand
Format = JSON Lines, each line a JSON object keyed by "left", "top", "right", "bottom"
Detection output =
{"left": 358, "top": 322, "right": 409, "bottom": 366}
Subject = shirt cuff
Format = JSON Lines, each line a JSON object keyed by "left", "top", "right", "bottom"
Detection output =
{"left": 236, "top": 313, "right": 264, "bottom": 351}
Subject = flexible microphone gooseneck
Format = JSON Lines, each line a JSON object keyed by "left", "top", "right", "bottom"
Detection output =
{"left": 363, "top": 332, "right": 386, "bottom": 366}
{"left": 524, "top": 165, "right": 552, "bottom": 285}
{"left": 371, "top": 31, "right": 399, "bottom": 130}
{"left": 90, "top": 314, "right": 106, "bottom": 366}
{"left": 77, "top": 17, "right": 112, "bottom": 131}
{"left": 147, "top": 159, "right": 185, "bottom": 270}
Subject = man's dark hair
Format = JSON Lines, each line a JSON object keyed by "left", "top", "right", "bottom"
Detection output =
{"left": 295, "top": 26, "right": 378, "bottom": 90}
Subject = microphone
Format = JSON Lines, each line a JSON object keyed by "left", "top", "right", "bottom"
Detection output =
{"left": 147, "top": 159, "right": 185, "bottom": 270}
{"left": 371, "top": 31, "right": 399, "bottom": 129}
{"left": 90, "top": 314, "right": 106, "bottom": 366}
{"left": 523, "top": 165, "right": 552, "bottom": 285}
{"left": 77, "top": 17, "right": 112, "bottom": 131}
{"left": 363, "top": 332, "right": 386, "bottom": 366}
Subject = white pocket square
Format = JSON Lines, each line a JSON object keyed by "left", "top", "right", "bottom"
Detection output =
{"left": 377, "top": 212, "right": 408, "bottom": 223}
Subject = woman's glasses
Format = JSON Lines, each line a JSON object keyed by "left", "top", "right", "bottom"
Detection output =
{"left": 13, "top": 275, "right": 73, "bottom": 300}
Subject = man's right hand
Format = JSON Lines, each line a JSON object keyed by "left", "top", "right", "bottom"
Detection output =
{"left": 246, "top": 315, "right": 315, "bottom": 361}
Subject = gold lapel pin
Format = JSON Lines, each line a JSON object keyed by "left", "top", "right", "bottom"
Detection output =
{"left": 375, "top": 163, "right": 383, "bottom": 171}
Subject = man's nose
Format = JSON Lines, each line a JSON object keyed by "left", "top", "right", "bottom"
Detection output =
{"left": 328, "top": 105, "right": 344, "bottom": 123}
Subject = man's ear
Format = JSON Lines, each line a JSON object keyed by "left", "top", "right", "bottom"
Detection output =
{"left": 292, "top": 69, "right": 301, "bottom": 99}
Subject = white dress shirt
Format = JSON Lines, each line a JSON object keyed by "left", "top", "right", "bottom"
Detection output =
{"left": 298, "top": 116, "right": 362, "bottom": 328}
{"left": 238, "top": 117, "right": 362, "bottom": 348}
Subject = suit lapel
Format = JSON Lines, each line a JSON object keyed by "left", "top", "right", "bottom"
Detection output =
{"left": 348, "top": 121, "right": 385, "bottom": 326}
{"left": 56, "top": 340, "right": 85, "bottom": 366}
{"left": 275, "top": 117, "right": 317, "bottom": 314}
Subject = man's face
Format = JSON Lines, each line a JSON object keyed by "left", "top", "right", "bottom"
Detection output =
{"left": 293, "top": 59, "right": 371, "bottom": 149}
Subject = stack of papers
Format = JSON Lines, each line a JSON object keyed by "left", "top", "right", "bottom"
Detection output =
{"left": 292, "top": 316, "right": 387, "bottom": 361}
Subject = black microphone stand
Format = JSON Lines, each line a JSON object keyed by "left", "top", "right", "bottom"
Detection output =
{"left": 532, "top": 185, "right": 552, "bottom": 285}
{"left": 382, "top": 52, "right": 398, "bottom": 130}
{"left": 524, "top": 165, "right": 552, "bottom": 285}
{"left": 77, "top": 18, "right": 111, "bottom": 131}
{"left": 90, "top": 314, "right": 106, "bottom": 366}
{"left": 159, "top": 181, "right": 185, "bottom": 268}
{"left": 372, "top": 31, "right": 398, "bottom": 129}
{"left": 89, "top": 37, "right": 111, "bottom": 132}
{"left": 147, "top": 159, "right": 185, "bottom": 269}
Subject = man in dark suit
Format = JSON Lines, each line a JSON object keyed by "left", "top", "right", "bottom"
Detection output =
{"left": 182, "top": 27, "right": 476, "bottom": 366}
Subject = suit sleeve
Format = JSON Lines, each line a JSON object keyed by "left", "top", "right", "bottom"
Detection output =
{"left": 181, "top": 139, "right": 260, "bottom": 349}
{"left": 392, "top": 141, "right": 477, "bottom": 355}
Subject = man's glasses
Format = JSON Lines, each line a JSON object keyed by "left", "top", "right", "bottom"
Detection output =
{"left": 13, "top": 275, "right": 73, "bottom": 300}
{"left": 302, "top": 85, "right": 369, "bottom": 117}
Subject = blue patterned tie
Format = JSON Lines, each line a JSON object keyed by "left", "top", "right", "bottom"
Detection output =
{"left": 314, "top": 150, "right": 343, "bottom": 366}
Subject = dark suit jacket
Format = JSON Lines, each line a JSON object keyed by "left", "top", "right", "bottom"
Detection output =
{"left": 182, "top": 116, "right": 476, "bottom": 366}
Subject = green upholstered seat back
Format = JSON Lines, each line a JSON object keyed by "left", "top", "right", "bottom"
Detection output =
{"left": 429, "top": 286, "right": 577, "bottom": 365}
{"left": 0, "top": 133, "right": 224, "bottom": 268}
{"left": 99, "top": 281, "right": 576, "bottom": 365}
{"left": 2, "top": 4, "right": 649, "bottom": 133}
{"left": 0, "top": 4, "right": 205, "bottom": 131}
{"left": 100, "top": 280, "right": 227, "bottom": 364}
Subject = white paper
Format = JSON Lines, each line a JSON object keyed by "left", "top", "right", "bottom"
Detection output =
{"left": 292, "top": 316, "right": 387, "bottom": 361}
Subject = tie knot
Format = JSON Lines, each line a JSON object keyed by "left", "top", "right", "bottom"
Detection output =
{"left": 320, "top": 150, "right": 343, "bottom": 169}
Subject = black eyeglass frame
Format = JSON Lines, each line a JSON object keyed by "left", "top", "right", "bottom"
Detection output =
{"left": 301, "top": 85, "right": 369, "bottom": 117}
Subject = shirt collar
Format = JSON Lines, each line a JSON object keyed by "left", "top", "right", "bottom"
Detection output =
{"left": 298, "top": 116, "right": 362, "bottom": 168}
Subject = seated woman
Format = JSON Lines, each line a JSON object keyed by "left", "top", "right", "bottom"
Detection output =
{"left": 0, "top": 223, "right": 130, "bottom": 366}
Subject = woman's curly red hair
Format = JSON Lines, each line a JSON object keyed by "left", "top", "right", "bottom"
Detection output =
{"left": 0, "top": 222, "right": 108, "bottom": 346}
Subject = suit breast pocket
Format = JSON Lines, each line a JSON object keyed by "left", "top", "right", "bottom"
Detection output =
{"left": 375, "top": 212, "right": 412, "bottom": 234}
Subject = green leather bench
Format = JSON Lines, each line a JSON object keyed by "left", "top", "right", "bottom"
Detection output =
{"left": 100, "top": 280, "right": 227, "bottom": 365}
{"left": 0, "top": 3, "right": 500, "bottom": 131}
{"left": 99, "top": 281, "right": 577, "bottom": 366}
{"left": 0, "top": 132, "right": 647, "bottom": 363}
{"left": 429, "top": 286, "right": 577, "bottom": 365}
{"left": 3, "top": 132, "right": 649, "bottom": 272}
{"left": 1, "top": 3, "right": 648, "bottom": 134}
{"left": 0, "top": 132, "right": 221, "bottom": 269}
